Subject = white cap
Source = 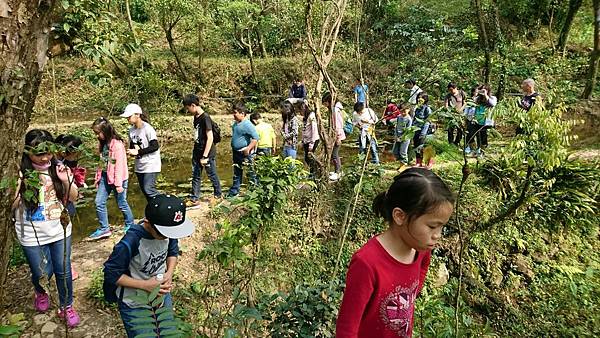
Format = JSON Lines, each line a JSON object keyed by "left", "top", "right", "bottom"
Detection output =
{"left": 120, "top": 103, "right": 142, "bottom": 118}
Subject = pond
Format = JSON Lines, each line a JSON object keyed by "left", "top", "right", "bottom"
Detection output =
{"left": 69, "top": 137, "right": 378, "bottom": 241}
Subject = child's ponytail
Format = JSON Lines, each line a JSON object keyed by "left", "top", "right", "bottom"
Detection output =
{"left": 140, "top": 111, "right": 150, "bottom": 123}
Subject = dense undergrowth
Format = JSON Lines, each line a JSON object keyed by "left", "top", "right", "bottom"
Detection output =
{"left": 14, "top": 0, "right": 599, "bottom": 336}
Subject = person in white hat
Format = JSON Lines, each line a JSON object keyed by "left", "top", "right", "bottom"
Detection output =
{"left": 120, "top": 104, "right": 162, "bottom": 201}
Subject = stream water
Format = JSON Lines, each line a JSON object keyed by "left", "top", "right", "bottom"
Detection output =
{"left": 70, "top": 138, "right": 369, "bottom": 241}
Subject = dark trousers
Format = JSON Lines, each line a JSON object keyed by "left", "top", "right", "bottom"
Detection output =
{"left": 135, "top": 172, "right": 160, "bottom": 201}
{"left": 331, "top": 143, "right": 341, "bottom": 173}
{"left": 448, "top": 126, "right": 463, "bottom": 145}
{"left": 303, "top": 140, "right": 320, "bottom": 176}
{"left": 413, "top": 132, "right": 425, "bottom": 161}
{"left": 466, "top": 122, "right": 488, "bottom": 149}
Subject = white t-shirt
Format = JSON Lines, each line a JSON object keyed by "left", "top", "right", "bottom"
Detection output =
{"left": 129, "top": 122, "right": 161, "bottom": 173}
{"left": 409, "top": 85, "right": 423, "bottom": 105}
{"left": 14, "top": 171, "right": 72, "bottom": 246}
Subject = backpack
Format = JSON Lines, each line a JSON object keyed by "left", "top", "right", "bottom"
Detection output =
{"left": 211, "top": 119, "right": 222, "bottom": 144}
{"left": 342, "top": 109, "right": 354, "bottom": 135}
{"left": 196, "top": 114, "right": 221, "bottom": 144}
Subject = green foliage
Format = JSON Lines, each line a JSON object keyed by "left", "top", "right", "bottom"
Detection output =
{"left": 259, "top": 280, "right": 342, "bottom": 338}
{"left": 57, "top": 0, "right": 138, "bottom": 85}
{"left": 0, "top": 324, "right": 22, "bottom": 338}
{"left": 86, "top": 268, "right": 109, "bottom": 306}
{"left": 127, "top": 287, "right": 188, "bottom": 337}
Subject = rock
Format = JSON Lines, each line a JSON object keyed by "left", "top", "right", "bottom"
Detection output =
{"left": 490, "top": 266, "right": 504, "bottom": 287}
{"left": 33, "top": 314, "right": 50, "bottom": 326}
{"left": 433, "top": 263, "right": 449, "bottom": 287}
{"left": 40, "top": 321, "right": 58, "bottom": 334}
{"left": 512, "top": 254, "right": 535, "bottom": 280}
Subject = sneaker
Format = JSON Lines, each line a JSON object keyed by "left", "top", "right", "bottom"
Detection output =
{"left": 185, "top": 199, "right": 201, "bottom": 208}
{"left": 71, "top": 266, "right": 79, "bottom": 281}
{"left": 328, "top": 172, "right": 339, "bottom": 181}
{"left": 464, "top": 146, "right": 471, "bottom": 155}
{"left": 205, "top": 195, "right": 223, "bottom": 207}
{"left": 58, "top": 306, "right": 81, "bottom": 328}
{"left": 88, "top": 228, "right": 111, "bottom": 240}
{"left": 34, "top": 291, "right": 50, "bottom": 312}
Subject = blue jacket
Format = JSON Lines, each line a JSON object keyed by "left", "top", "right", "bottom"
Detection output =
{"left": 413, "top": 105, "right": 431, "bottom": 137}
{"left": 103, "top": 222, "right": 178, "bottom": 306}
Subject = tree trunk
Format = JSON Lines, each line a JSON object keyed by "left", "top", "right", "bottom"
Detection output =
{"left": 165, "top": 27, "right": 189, "bottom": 82}
{"left": 557, "top": 0, "right": 584, "bottom": 55}
{"left": 0, "top": 0, "right": 58, "bottom": 307}
{"left": 198, "top": 21, "right": 204, "bottom": 73}
{"left": 124, "top": 0, "right": 138, "bottom": 44}
{"left": 257, "top": 29, "right": 268, "bottom": 58}
{"left": 492, "top": 0, "right": 506, "bottom": 99}
{"left": 241, "top": 30, "right": 256, "bottom": 80}
{"left": 473, "top": 0, "right": 491, "bottom": 83}
{"left": 305, "top": 0, "right": 347, "bottom": 180}
{"left": 583, "top": 0, "right": 600, "bottom": 99}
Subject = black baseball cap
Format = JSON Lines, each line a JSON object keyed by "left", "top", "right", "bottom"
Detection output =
{"left": 145, "top": 194, "right": 195, "bottom": 239}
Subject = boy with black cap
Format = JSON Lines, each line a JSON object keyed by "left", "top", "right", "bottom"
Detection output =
{"left": 103, "top": 194, "right": 195, "bottom": 338}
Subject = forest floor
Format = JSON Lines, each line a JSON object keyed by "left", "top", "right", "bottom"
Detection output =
{"left": 2, "top": 203, "right": 214, "bottom": 338}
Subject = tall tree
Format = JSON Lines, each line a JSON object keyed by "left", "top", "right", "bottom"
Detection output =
{"left": 583, "top": 0, "right": 600, "bottom": 99}
{"left": 557, "top": 0, "right": 584, "bottom": 55}
{"left": 305, "top": 0, "right": 348, "bottom": 177}
{"left": 146, "top": 0, "right": 193, "bottom": 82}
{"left": 0, "top": 0, "right": 58, "bottom": 306}
{"left": 473, "top": 0, "right": 492, "bottom": 84}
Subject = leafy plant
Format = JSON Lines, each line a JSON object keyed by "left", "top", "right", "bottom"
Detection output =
{"left": 127, "top": 287, "right": 186, "bottom": 337}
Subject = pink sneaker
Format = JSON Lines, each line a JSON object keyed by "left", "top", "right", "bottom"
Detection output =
{"left": 34, "top": 291, "right": 50, "bottom": 312}
{"left": 57, "top": 306, "right": 81, "bottom": 328}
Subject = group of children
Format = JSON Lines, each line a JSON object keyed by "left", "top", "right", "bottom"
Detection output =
{"left": 13, "top": 104, "right": 193, "bottom": 336}
{"left": 12, "top": 76, "right": 541, "bottom": 336}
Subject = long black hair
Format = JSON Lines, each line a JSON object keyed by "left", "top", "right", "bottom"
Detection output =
{"left": 281, "top": 101, "right": 295, "bottom": 127}
{"left": 20, "top": 129, "right": 66, "bottom": 211}
{"left": 373, "top": 167, "right": 455, "bottom": 225}
{"left": 300, "top": 102, "right": 311, "bottom": 123}
{"left": 91, "top": 117, "right": 122, "bottom": 149}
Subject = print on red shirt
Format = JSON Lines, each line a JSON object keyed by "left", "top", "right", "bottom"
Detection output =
{"left": 379, "top": 280, "right": 418, "bottom": 337}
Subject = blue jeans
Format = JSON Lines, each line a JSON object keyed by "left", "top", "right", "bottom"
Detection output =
{"left": 135, "top": 172, "right": 160, "bottom": 201}
{"left": 22, "top": 236, "right": 73, "bottom": 307}
{"left": 392, "top": 139, "right": 411, "bottom": 164}
{"left": 96, "top": 171, "right": 135, "bottom": 231}
{"left": 191, "top": 153, "right": 222, "bottom": 200}
{"left": 119, "top": 293, "right": 174, "bottom": 338}
{"left": 358, "top": 137, "right": 380, "bottom": 164}
{"left": 228, "top": 150, "right": 257, "bottom": 197}
{"left": 282, "top": 145, "right": 297, "bottom": 159}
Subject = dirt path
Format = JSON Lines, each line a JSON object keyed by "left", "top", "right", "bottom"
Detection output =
{"left": 2, "top": 204, "right": 212, "bottom": 338}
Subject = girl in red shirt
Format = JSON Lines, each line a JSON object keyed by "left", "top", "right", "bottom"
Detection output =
{"left": 337, "top": 168, "right": 455, "bottom": 338}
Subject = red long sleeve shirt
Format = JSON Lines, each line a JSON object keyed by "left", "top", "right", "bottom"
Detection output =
{"left": 336, "top": 236, "right": 431, "bottom": 338}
